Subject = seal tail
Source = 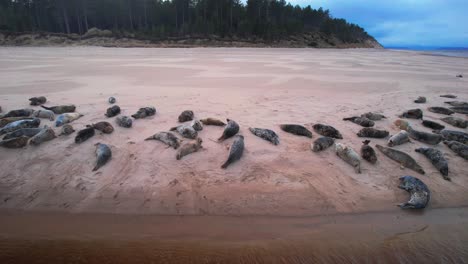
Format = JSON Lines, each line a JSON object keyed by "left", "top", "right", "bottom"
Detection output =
{"left": 144, "top": 136, "right": 154, "bottom": 141}
{"left": 92, "top": 165, "right": 100, "bottom": 172}
{"left": 221, "top": 160, "right": 230, "bottom": 169}
{"left": 40, "top": 105, "right": 52, "bottom": 110}
{"left": 217, "top": 135, "right": 225, "bottom": 142}
{"left": 169, "top": 127, "right": 177, "bottom": 131}
{"left": 343, "top": 117, "right": 355, "bottom": 121}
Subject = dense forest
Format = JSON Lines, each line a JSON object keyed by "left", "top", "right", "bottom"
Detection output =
{"left": 0, "top": 0, "right": 373, "bottom": 43}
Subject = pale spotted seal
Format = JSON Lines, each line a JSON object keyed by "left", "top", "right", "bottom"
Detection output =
{"left": 191, "top": 119, "right": 203, "bottom": 131}
{"left": 415, "top": 147, "right": 449, "bottom": 181}
{"left": 59, "top": 124, "right": 75, "bottom": 136}
{"left": 414, "top": 96, "right": 426, "bottom": 103}
{"left": 132, "top": 107, "right": 156, "bottom": 119}
{"left": 421, "top": 120, "right": 445, "bottom": 130}
{"left": 177, "top": 138, "right": 203, "bottom": 160}
{"left": 93, "top": 143, "right": 112, "bottom": 171}
{"left": 343, "top": 116, "right": 375, "bottom": 127}
{"left": 41, "top": 105, "right": 76, "bottom": 114}
{"left": 32, "top": 109, "right": 55, "bottom": 121}
{"left": 29, "top": 96, "right": 47, "bottom": 106}
{"left": 108, "top": 97, "right": 116, "bottom": 104}
{"left": 311, "top": 136, "right": 334, "bottom": 152}
{"left": 313, "top": 124, "right": 343, "bottom": 139}
{"left": 361, "top": 112, "right": 386, "bottom": 121}
{"left": 335, "top": 143, "right": 361, "bottom": 173}
{"left": 0, "top": 136, "right": 29, "bottom": 148}
{"left": 178, "top": 110, "right": 194, "bottom": 122}
{"left": 399, "top": 109, "right": 423, "bottom": 119}
{"left": 398, "top": 176, "right": 430, "bottom": 209}
{"left": 221, "top": 135, "right": 244, "bottom": 169}
{"left": 3, "top": 128, "right": 42, "bottom": 140}
{"left": 89, "top": 121, "right": 114, "bottom": 134}
{"left": 105, "top": 105, "right": 121, "bottom": 117}
{"left": 449, "top": 106, "right": 468, "bottom": 114}
{"left": 0, "top": 118, "right": 40, "bottom": 135}
{"left": 428, "top": 107, "right": 454, "bottom": 115}
{"left": 0, "top": 117, "right": 33, "bottom": 128}
{"left": 434, "top": 129, "right": 468, "bottom": 144}
{"left": 55, "top": 113, "right": 83, "bottom": 127}
{"left": 170, "top": 124, "right": 198, "bottom": 139}
{"left": 116, "top": 116, "right": 132, "bottom": 128}
{"left": 280, "top": 124, "right": 312, "bottom": 138}
{"left": 249, "top": 127, "right": 280, "bottom": 145}
{"left": 376, "top": 145, "right": 425, "bottom": 174}
{"left": 443, "top": 141, "right": 468, "bottom": 160}
{"left": 388, "top": 130, "right": 410, "bottom": 147}
{"left": 75, "top": 127, "right": 95, "bottom": 144}
{"left": 1, "top": 108, "right": 34, "bottom": 118}
{"left": 407, "top": 127, "right": 443, "bottom": 145}
{"left": 361, "top": 140, "right": 377, "bottom": 164}
{"left": 444, "top": 101, "right": 468, "bottom": 107}
{"left": 218, "top": 119, "right": 239, "bottom": 141}
{"left": 30, "top": 127, "right": 56, "bottom": 146}
{"left": 145, "top": 131, "right": 181, "bottom": 149}
{"left": 440, "top": 116, "right": 467, "bottom": 128}
{"left": 200, "top": 118, "right": 226, "bottom": 126}
{"left": 440, "top": 94, "right": 457, "bottom": 98}
{"left": 357, "top": 128, "right": 389, "bottom": 138}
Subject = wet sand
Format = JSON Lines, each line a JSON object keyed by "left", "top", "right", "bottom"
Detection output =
{"left": 0, "top": 47, "right": 467, "bottom": 262}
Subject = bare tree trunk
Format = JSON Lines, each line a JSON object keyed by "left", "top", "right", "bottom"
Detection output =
{"left": 82, "top": 0, "right": 89, "bottom": 31}
{"left": 128, "top": 0, "right": 134, "bottom": 30}
{"left": 60, "top": 0, "right": 70, "bottom": 34}
{"left": 75, "top": 7, "right": 82, "bottom": 34}
{"left": 175, "top": 3, "right": 178, "bottom": 30}
{"left": 143, "top": 0, "right": 148, "bottom": 29}
{"left": 230, "top": 0, "right": 233, "bottom": 32}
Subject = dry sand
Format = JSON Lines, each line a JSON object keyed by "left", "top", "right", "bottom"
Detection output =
{"left": 0, "top": 47, "right": 467, "bottom": 217}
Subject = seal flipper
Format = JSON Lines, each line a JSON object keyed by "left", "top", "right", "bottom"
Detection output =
{"left": 40, "top": 105, "right": 52, "bottom": 110}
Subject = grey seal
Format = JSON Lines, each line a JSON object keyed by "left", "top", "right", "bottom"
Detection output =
{"left": 1, "top": 108, "right": 34, "bottom": 118}
{"left": 75, "top": 127, "right": 95, "bottom": 143}
{"left": 440, "top": 94, "right": 457, "bottom": 98}
{"left": 449, "top": 106, "right": 468, "bottom": 114}
{"left": 434, "top": 129, "right": 468, "bottom": 144}
{"left": 0, "top": 117, "right": 33, "bottom": 128}
{"left": 177, "top": 138, "right": 203, "bottom": 160}
{"left": 357, "top": 128, "right": 389, "bottom": 138}
{"left": 415, "top": 147, "right": 449, "bottom": 181}
{"left": 105, "top": 105, "right": 121, "bottom": 117}
{"left": 399, "top": 109, "right": 423, "bottom": 119}
{"left": 376, "top": 144, "right": 425, "bottom": 174}
{"left": 191, "top": 119, "right": 203, "bottom": 131}
{"left": 249, "top": 127, "right": 280, "bottom": 145}
{"left": 388, "top": 130, "right": 410, "bottom": 147}
{"left": 32, "top": 109, "right": 55, "bottom": 121}
{"left": 93, "top": 143, "right": 112, "bottom": 171}
{"left": 343, "top": 116, "right": 375, "bottom": 127}
{"left": 221, "top": 135, "right": 244, "bottom": 169}
{"left": 414, "top": 96, "right": 426, "bottom": 103}
{"left": 361, "top": 112, "right": 386, "bottom": 121}
{"left": 398, "top": 176, "right": 430, "bottom": 209}
{"left": 59, "top": 124, "right": 75, "bottom": 136}
{"left": 170, "top": 124, "right": 198, "bottom": 139}
{"left": 444, "top": 101, "right": 468, "bottom": 107}
{"left": 55, "top": 113, "right": 83, "bottom": 127}
{"left": 311, "top": 136, "right": 334, "bottom": 152}
{"left": 335, "top": 143, "right": 361, "bottom": 173}
{"left": 0, "top": 118, "right": 40, "bottom": 135}
{"left": 108, "top": 97, "right": 116, "bottom": 104}
{"left": 407, "top": 126, "right": 443, "bottom": 145}
{"left": 440, "top": 116, "right": 467, "bottom": 129}
{"left": 132, "top": 107, "right": 156, "bottom": 119}
{"left": 313, "top": 124, "right": 343, "bottom": 139}
{"left": 200, "top": 118, "right": 226, "bottom": 126}
{"left": 218, "top": 119, "right": 239, "bottom": 141}
{"left": 3, "top": 128, "right": 42, "bottom": 140}
{"left": 145, "top": 131, "right": 181, "bottom": 149}
{"left": 178, "top": 110, "right": 194, "bottom": 122}
{"left": 0, "top": 136, "right": 29, "bottom": 148}
{"left": 443, "top": 141, "right": 468, "bottom": 160}
{"left": 89, "top": 121, "right": 114, "bottom": 134}
{"left": 29, "top": 96, "right": 47, "bottom": 106}
{"left": 30, "top": 127, "right": 56, "bottom": 146}
{"left": 41, "top": 105, "right": 76, "bottom": 114}
{"left": 280, "top": 124, "right": 312, "bottom": 138}
{"left": 428, "top": 107, "right": 454, "bottom": 115}
{"left": 361, "top": 140, "right": 377, "bottom": 164}
{"left": 116, "top": 116, "right": 132, "bottom": 128}
{"left": 421, "top": 120, "right": 445, "bottom": 130}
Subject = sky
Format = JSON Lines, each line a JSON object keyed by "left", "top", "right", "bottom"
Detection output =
{"left": 278, "top": 0, "right": 468, "bottom": 48}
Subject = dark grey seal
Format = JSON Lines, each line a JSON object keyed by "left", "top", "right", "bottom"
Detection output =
{"left": 415, "top": 147, "right": 449, "bottom": 181}
{"left": 29, "top": 127, "right": 56, "bottom": 146}
{"left": 93, "top": 143, "right": 112, "bottom": 171}
{"left": 116, "top": 116, "right": 132, "bottom": 128}
{"left": 399, "top": 109, "right": 423, "bottom": 119}
{"left": 407, "top": 127, "right": 443, "bottom": 145}
{"left": 422, "top": 120, "right": 445, "bottom": 130}
{"left": 89, "top": 121, "right": 114, "bottom": 134}
{"left": 357, "top": 128, "right": 389, "bottom": 138}
{"left": 41, "top": 105, "right": 76, "bottom": 114}
{"left": 361, "top": 140, "right": 377, "bottom": 164}
{"left": 105, "top": 105, "right": 121, "bottom": 117}
{"left": 178, "top": 110, "right": 194, "bottom": 122}
{"left": 398, "top": 176, "right": 430, "bottom": 209}
{"left": 280, "top": 124, "right": 312, "bottom": 138}
{"left": 200, "top": 118, "right": 226, "bottom": 126}
{"left": 435, "top": 129, "right": 468, "bottom": 144}
{"left": 343, "top": 116, "right": 375, "bottom": 127}
{"left": 449, "top": 106, "right": 468, "bottom": 114}
{"left": 428, "top": 107, "right": 454, "bottom": 115}
{"left": 218, "top": 119, "right": 240, "bottom": 141}
{"left": 145, "top": 131, "right": 181, "bottom": 149}
{"left": 132, "top": 107, "right": 156, "bottom": 119}
{"left": 440, "top": 117, "right": 467, "bottom": 129}
{"left": 361, "top": 112, "right": 386, "bottom": 121}
{"left": 0, "top": 118, "right": 40, "bottom": 135}
{"left": 249, "top": 127, "right": 279, "bottom": 145}
{"left": 75, "top": 127, "right": 95, "bottom": 144}
{"left": 443, "top": 141, "right": 468, "bottom": 160}
{"left": 29, "top": 96, "right": 47, "bottom": 106}
{"left": 0, "top": 136, "right": 29, "bottom": 148}
{"left": 414, "top": 96, "right": 426, "bottom": 103}
{"left": 376, "top": 145, "right": 425, "bottom": 175}
{"left": 1, "top": 108, "right": 34, "bottom": 118}
{"left": 221, "top": 135, "right": 244, "bottom": 169}
{"left": 3, "top": 128, "right": 42, "bottom": 140}
{"left": 0, "top": 117, "right": 33, "bottom": 128}
{"left": 440, "top": 94, "right": 457, "bottom": 98}
{"left": 444, "top": 101, "right": 468, "bottom": 107}
{"left": 311, "top": 137, "right": 335, "bottom": 152}
{"left": 312, "top": 124, "right": 343, "bottom": 139}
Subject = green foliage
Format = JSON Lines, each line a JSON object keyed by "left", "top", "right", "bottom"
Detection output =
{"left": 0, "top": 0, "right": 371, "bottom": 43}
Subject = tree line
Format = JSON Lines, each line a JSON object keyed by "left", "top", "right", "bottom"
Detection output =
{"left": 0, "top": 0, "right": 372, "bottom": 43}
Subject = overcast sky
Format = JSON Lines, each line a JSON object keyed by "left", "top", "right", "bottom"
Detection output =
{"left": 266, "top": 0, "right": 468, "bottom": 47}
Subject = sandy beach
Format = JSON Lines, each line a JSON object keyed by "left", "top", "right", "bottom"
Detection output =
{"left": 0, "top": 47, "right": 467, "bottom": 262}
